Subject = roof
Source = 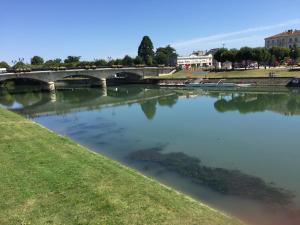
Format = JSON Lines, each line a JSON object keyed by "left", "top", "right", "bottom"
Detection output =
{"left": 265, "top": 30, "right": 300, "bottom": 40}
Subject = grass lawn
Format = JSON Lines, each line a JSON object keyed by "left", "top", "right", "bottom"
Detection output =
{"left": 0, "top": 108, "right": 243, "bottom": 225}
{"left": 158, "top": 68, "right": 300, "bottom": 79}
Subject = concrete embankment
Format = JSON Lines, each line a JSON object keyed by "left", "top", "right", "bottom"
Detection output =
{"left": 148, "top": 77, "right": 300, "bottom": 87}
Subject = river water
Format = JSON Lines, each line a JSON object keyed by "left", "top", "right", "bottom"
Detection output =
{"left": 1, "top": 85, "right": 300, "bottom": 225}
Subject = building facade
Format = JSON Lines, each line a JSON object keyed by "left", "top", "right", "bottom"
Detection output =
{"left": 177, "top": 51, "right": 213, "bottom": 69}
{"left": 265, "top": 29, "right": 300, "bottom": 48}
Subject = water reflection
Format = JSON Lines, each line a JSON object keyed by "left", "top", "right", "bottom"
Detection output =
{"left": 213, "top": 90, "right": 300, "bottom": 115}
{"left": 3, "top": 86, "right": 300, "bottom": 119}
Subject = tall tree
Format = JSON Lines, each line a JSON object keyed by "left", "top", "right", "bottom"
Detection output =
{"left": 154, "top": 51, "right": 168, "bottom": 65}
{"left": 31, "top": 56, "right": 44, "bottom": 65}
{"left": 237, "top": 47, "right": 254, "bottom": 70}
{"left": 260, "top": 48, "right": 271, "bottom": 69}
{"left": 155, "top": 45, "right": 177, "bottom": 66}
{"left": 214, "top": 48, "right": 228, "bottom": 68}
{"left": 252, "top": 48, "right": 265, "bottom": 69}
{"left": 138, "top": 36, "right": 154, "bottom": 65}
{"left": 222, "top": 49, "right": 238, "bottom": 70}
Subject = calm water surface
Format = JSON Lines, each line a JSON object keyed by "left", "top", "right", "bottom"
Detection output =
{"left": 1, "top": 85, "right": 300, "bottom": 225}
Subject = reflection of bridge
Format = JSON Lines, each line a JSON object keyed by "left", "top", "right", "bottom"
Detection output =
{"left": 0, "top": 67, "right": 174, "bottom": 91}
{"left": 10, "top": 87, "right": 178, "bottom": 118}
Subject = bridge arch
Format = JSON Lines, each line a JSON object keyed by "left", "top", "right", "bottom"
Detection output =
{"left": 0, "top": 77, "right": 51, "bottom": 92}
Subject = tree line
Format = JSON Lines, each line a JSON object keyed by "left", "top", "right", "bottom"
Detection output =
{"left": 0, "top": 36, "right": 177, "bottom": 71}
{"left": 214, "top": 46, "right": 300, "bottom": 70}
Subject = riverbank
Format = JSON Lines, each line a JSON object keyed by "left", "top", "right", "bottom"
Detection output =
{"left": 0, "top": 108, "right": 243, "bottom": 225}
{"left": 158, "top": 68, "right": 300, "bottom": 79}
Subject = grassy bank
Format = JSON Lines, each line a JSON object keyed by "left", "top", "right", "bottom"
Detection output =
{"left": 159, "top": 68, "right": 300, "bottom": 79}
{"left": 0, "top": 108, "right": 243, "bottom": 225}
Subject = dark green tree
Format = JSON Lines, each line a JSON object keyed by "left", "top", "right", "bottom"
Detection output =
{"left": 155, "top": 45, "right": 177, "bottom": 66}
{"left": 122, "top": 55, "right": 134, "bottom": 66}
{"left": 31, "top": 56, "right": 44, "bottom": 65}
{"left": 237, "top": 47, "right": 254, "bottom": 70}
{"left": 64, "top": 56, "right": 81, "bottom": 67}
{"left": 290, "top": 46, "right": 300, "bottom": 64}
{"left": 13, "top": 61, "right": 26, "bottom": 69}
{"left": 0, "top": 61, "right": 10, "bottom": 69}
{"left": 268, "top": 47, "right": 289, "bottom": 63}
{"left": 155, "top": 51, "right": 168, "bottom": 65}
{"left": 138, "top": 36, "right": 154, "bottom": 65}
{"left": 134, "top": 56, "right": 144, "bottom": 65}
{"left": 94, "top": 59, "right": 107, "bottom": 67}
{"left": 44, "top": 58, "right": 62, "bottom": 68}
{"left": 260, "top": 48, "right": 271, "bottom": 69}
{"left": 222, "top": 49, "right": 238, "bottom": 70}
{"left": 252, "top": 48, "right": 266, "bottom": 69}
{"left": 214, "top": 48, "right": 228, "bottom": 68}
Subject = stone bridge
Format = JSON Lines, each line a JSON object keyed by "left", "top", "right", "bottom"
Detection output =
{"left": 0, "top": 67, "right": 175, "bottom": 91}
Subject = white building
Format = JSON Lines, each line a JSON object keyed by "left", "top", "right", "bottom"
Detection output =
{"left": 265, "top": 29, "right": 300, "bottom": 48}
{"left": 0, "top": 68, "right": 7, "bottom": 74}
{"left": 177, "top": 51, "right": 213, "bottom": 69}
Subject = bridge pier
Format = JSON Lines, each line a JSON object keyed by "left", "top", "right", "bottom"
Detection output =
{"left": 43, "top": 82, "right": 56, "bottom": 92}
{"left": 100, "top": 78, "right": 107, "bottom": 88}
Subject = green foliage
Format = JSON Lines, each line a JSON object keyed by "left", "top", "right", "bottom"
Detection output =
{"left": 214, "top": 48, "right": 228, "bottom": 63}
{"left": 64, "top": 56, "right": 81, "bottom": 67}
{"left": 31, "top": 56, "right": 44, "bottom": 65}
{"left": 122, "top": 55, "right": 134, "bottom": 66}
{"left": 236, "top": 47, "right": 254, "bottom": 69}
{"left": 221, "top": 49, "right": 238, "bottom": 69}
{"left": 268, "top": 47, "right": 290, "bottom": 62}
{"left": 13, "top": 61, "right": 26, "bottom": 69}
{"left": 0, "top": 61, "right": 10, "bottom": 69}
{"left": 155, "top": 45, "right": 177, "bottom": 66}
{"left": 154, "top": 51, "right": 168, "bottom": 65}
{"left": 134, "top": 56, "right": 144, "bottom": 65}
{"left": 138, "top": 36, "right": 154, "bottom": 65}
{"left": 290, "top": 46, "right": 300, "bottom": 62}
{"left": 94, "top": 59, "right": 107, "bottom": 67}
{"left": 44, "top": 58, "right": 62, "bottom": 68}
{"left": 114, "top": 58, "right": 123, "bottom": 65}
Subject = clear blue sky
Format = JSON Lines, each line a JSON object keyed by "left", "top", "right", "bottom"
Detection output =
{"left": 1, "top": 0, "right": 300, "bottom": 63}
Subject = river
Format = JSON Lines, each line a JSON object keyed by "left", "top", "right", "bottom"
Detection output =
{"left": 1, "top": 85, "right": 300, "bottom": 225}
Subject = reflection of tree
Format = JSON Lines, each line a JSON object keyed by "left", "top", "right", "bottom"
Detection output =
{"left": 158, "top": 94, "right": 178, "bottom": 108}
{"left": 14, "top": 92, "right": 42, "bottom": 107}
{"left": 214, "top": 93, "right": 300, "bottom": 115}
{"left": 0, "top": 90, "right": 14, "bottom": 107}
{"left": 140, "top": 99, "right": 157, "bottom": 120}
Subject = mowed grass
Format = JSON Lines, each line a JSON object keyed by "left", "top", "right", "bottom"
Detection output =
{"left": 0, "top": 109, "right": 243, "bottom": 225}
{"left": 159, "top": 68, "right": 300, "bottom": 79}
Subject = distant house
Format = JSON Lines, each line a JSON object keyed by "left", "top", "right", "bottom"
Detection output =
{"left": 177, "top": 51, "right": 213, "bottom": 69}
{"left": 265, "top": 29, "right": 300, "bottom": 48}
{"left": 0, "top": 68, "right": 7, "bottom": 74}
